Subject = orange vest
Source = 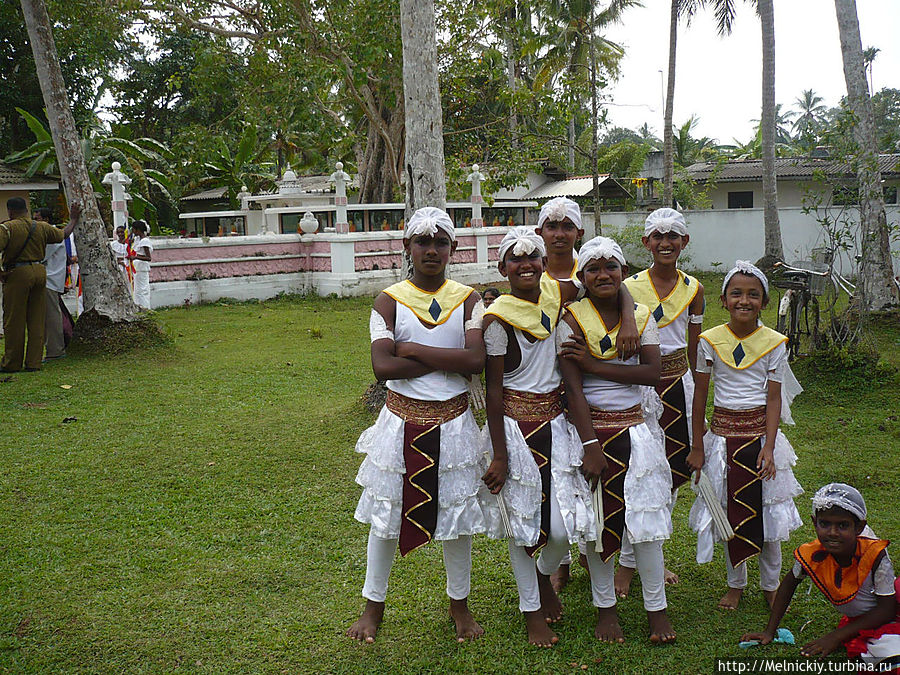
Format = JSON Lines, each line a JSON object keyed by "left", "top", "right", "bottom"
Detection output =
{"left": 793, "top": 537, "right": 890, "bottom": 606}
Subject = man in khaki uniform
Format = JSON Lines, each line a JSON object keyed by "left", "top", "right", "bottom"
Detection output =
{"left": 0, "top": 197, "right": 80, "bottom": 372}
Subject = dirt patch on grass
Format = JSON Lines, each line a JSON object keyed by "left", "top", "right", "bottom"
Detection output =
{"left": 70, "top": 310, "right": 170, "bottom": 355}
{"left": 362, "top": 380, "right": 387, "bottom": 414}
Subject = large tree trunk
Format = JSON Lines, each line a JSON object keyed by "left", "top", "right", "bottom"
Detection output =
{"left": 834, "top": 0, "right": 897, "bottom": 310}
{"left": 758, "top": 0, "right": 784, "bottom": 263}
{"left": 663, "top": 0, "right": 678, "bottom": 207}
{"left": 567, "top": 117, "right": 576, "bottom": 171}
{"left": 20, "top": 0, "right": 139, "bottom": 324}
{"left": 399, "top": 0, "right": 446, "bottom": 214}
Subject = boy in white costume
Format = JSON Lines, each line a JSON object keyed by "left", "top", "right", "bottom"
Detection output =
{"left": 128, "top": 220, "right": 153, "bottom": 309}
{"left": 348, "top": 207, "right": 487, "bottom": 644}
{"left": 617, "top": 207, "right": 704, "bottom": 595}
{"left": 557, "top": 236, "right": 675, "bottom": 644}
{"left": 687, "top": 261, "right": 803, "bottom": 610}
{"left": 480, "top": 227, "right": 593, "bottom": 647}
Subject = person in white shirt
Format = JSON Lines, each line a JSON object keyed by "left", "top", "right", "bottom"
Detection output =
{"left": 128, "top": 220, "right": 153, "bottom": 309}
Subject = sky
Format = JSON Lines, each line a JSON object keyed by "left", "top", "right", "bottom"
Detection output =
{"left": 600, "top": 0, "right": 900, "bottom": 146}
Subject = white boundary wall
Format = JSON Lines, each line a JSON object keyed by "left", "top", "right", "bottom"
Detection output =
{"left": 598, "top": 206, "right": 899, "bottom": 273}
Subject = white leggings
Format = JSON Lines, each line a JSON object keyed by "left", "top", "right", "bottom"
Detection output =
{"left": 583, "top": 540, "right": 667, "bottom": 611}
{"left": 618, "top": 487, "right": 678, "bottom": 569}
{"left": 726, "top": 541, "right": 782, "bottom": 591}
{"left": 362, "top": 532, "right": 472, "bottom": 603}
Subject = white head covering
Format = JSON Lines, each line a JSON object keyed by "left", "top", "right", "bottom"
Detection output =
{"left": 722, "top": 260, "right": 769, "bottom": 295}
{"left": 404, "top": 206, "right": 456, "bottom": 241}
{"left": 644, "top": 207, "right": 687, "bottom": 237}
{"left": 812, "top": 483, "right": 867, "bottom": 521}
{"left": 537, "top": 197, "right": 582, "bottom": 230}
{"left": 577, "top": 236, "right": 626, "bottom": 271}
{"left": 498, "top": 226, "right": 546, "bottom": 261}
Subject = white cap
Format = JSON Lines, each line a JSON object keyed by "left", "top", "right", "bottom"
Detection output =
{"left": 498, "top": 226, "right": 546, "bottom": 261}
{"left": 537, "top": 197, "right": 582, "bottom": 230}
{"left": 722, "top": 260, "right": 769, "bottom": 295}
{"left": 644, "top": 207, "right": 687, "bottom": 237}
{"left": 577, "top": 236, "right": 626, "bottom": 271}
{"left": 404, "top": 207, "right": 455, "bottom": 241}
{"left": 812, "top": 483, "right": 867, "bottom": 521}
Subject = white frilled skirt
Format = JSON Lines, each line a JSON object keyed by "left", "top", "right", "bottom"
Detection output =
{"left": 689, "top": 429, "right": 804, "bottom": 564}
{"left": 478, "top": 415, "right": 673, "bottom": 547}
{"left": 353, "top": 405, "right": 485, "bottom": 541}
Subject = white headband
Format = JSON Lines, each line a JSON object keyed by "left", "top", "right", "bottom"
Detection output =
{"left": 538, "top": 197, "right": 582, "bottom": 230}
{"left": 644, "top": 207, "right": 687, "bottom": 237}
{"left": 498, "top": 226, "right": 546, "bottom": 261}
{"left": 812, "top": 483, "right": 867, "bottom": 521}
{"left": 577, "top": 236, "right": 626, "bottom": 271}
{"left": 404, "top": 206, "right": 456, "bottom": 241}
{"left": 722, "top": 260, "right": 769, "bottom": 295}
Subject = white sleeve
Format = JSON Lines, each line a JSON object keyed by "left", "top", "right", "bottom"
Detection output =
{"left": 466, "top": 299, "right": 485, "bottom": 331}
{"left": 640, "top": 315, "right": 660, "bottom": 346}
{"left": 696, "top": 339, "right": 714, "bottom": 373}
{"left": 369, "top": 309, "right": 394, "bottom": 343}
{"left": 791, "top": 560, "right": 807, "bottom": 580}
{"left": 555, "top": 321, "right": 575, "bottom": 354}
{"left": 484, "top": 320, "right": 509, "bottom": 356}
{"left": 873, "top": 550, "right": 896, "bottom": 596}
{"left": 689, "top": 313, "right": 704, "bottom": 324}
{"left": 766, "top": 342, "right": 787, "bottom": 383}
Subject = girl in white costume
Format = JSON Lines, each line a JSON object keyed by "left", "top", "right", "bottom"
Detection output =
{"left": 479, "top": 227, "right": 593, "bottom": 647}
{"left": 557, "top": 236, "right": 676, "bottom": 644}
{"left": 129, "top": 220, "right": 153, "bottom": 309}
{"left": 687, "top": 261, "right": 803, "bottom": 610}
{"left": 348, "top": 207, "right": 487, "bottom": 644}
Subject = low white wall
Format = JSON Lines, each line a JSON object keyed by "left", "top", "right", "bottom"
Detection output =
{"left": 598, "top": 206, "right": 900, "bottom": 273}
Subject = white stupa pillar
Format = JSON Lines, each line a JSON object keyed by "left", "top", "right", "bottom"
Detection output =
{"left": 330, "top": 162, "right": 352, "bottom": 234}
{"left": 467, "top": 164, "right": 486, "bottom": 227}
{"left": 102, "top": 162, "right": 132, "bottom": 231}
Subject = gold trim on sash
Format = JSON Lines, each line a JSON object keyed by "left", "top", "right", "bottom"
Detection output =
{"left": 660, "top": 350, "right": 689, "bottom": 380}
{"left": 382, "top": 279, "right": 473, "bottom": 326}
{"left": 700, "top": 324, "right": 787, "bottom": 370}
{"left": 485, "top": 277, "right": 562, "bottom": 340}
{"left": 386, "top": 390, "right": 469, "bottom": 426}
{"left": 710, "top": 406, "right": 767, "bottom": 438}
{"left": 624, "top": 268, "right": 699, "bottom": 329}
{"left": 589, "top": 403, "right": 644, "bottom": 430}
{"left": 502, "top": 388, "right": 563, "bottom": 422}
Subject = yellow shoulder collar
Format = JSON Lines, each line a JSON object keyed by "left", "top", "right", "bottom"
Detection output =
{"left": 485, "top": 277, "right": 562, "bottom": 339}
{"left": 567, "top": 299, "right": 652, "bottom": 360}
{"left": 624, "top": 268, "right": 699, "bottom": 328}
{"left": 699, "top": 324, "right": 787, "bottom": 369}
{"left": 383, "top": 279, "right": 473, "bottom": 325}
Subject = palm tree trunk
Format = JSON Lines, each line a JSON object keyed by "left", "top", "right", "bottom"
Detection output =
{"left": 663, "top": 0, "right": 678, "bottom": 207}
{"left": 834, "top": 0, "right": 897, "bottom": 310}
{"left": 20, "top": 0, "right": 139, "bottom": 325}
{"left": 758, "top": 0, "right": 784, "bottom": 263}
{"left": 568, "top": 117, "right": 576, "bottom": 171}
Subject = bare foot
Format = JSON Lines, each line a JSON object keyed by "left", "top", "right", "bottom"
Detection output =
{"left": 718, "top": 587, "right": 743, "bottom": 610}
{"left": 537, "top": 572, "right": 563, "bottom": 623}
{"left": 614, "top": 565, "right": 635, "bottom": 599}
{"left": 347, "top": 600, "right": 385, "bottom": 643}
{"left": 524, "top": 610, "right": 558, "bottom": 647}
{"left": 763, "top": 589, "right": 777, "bottom": 609}
{"left": 648, "top": 609, "right": 676, "bottom": 644}
{"left": 664, "top": 568, "right": 679, "bottom": 585}
{"left": 550, "top": 563, "right": 570, "bottom": 592}
{"left": 595, "top": 606, "right": 625, "bottom": 643}
{"left": 449, "top": 598, "right": 484, "bottom": 642}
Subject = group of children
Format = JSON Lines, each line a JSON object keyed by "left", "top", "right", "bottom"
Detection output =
{"left": 345, "top": 199, "right": 899, "bottom": 667}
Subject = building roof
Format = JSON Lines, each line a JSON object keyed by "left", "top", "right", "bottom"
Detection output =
{"left": 684, "top": 154, "right": 900, "bottom": 183}
{"left": 0, "top": 161, "right": 59, "bottom": 189}
{"left": 522, "top": 175, "right": 632, "bottom": 199}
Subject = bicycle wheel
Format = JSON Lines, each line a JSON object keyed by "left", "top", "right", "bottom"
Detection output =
{"left": 819, "top": 275, "right": 838, "bottom": 316}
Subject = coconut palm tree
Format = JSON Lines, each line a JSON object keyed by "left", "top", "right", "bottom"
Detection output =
{"left": 711, "top": 0, "right": 784, "bottom": 262}
{"left": 863, "top": 46, "right": 880, "bottom": 94}
{"left": 790, "top": 89, "right": 827, "bottom": 152}
{"left": 833, "top": 0, "right": 896, "bottom": 310}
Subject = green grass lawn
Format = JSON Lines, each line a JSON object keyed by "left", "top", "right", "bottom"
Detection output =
{"left": 1, "top": 283, "right": 898, "bottom": 674}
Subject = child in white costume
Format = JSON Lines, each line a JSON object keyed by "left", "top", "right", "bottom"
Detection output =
{"left": 348, "top": 207, "right": 487, "bottom": 644}
{"left": 128, "top": 220, "right": 153, "bottom": 309}
{"left": 687, "top": 261, "right": 803, "bottom": 610}
{"left": 479, "top": 227, "right": 593, "bottom": 647}
{"left": 557, "top": 236, "right": 675, "bottom": 644}
{"left": 618, "top": 207, "right": 705, "bottom": 594}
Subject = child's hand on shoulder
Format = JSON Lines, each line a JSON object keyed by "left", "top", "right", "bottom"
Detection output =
{"left": 559, "top": 334, "right": 592, "bottom": 367}
{"left": 757, "top": 444, "right": 776, "bottom": 480}
{"left": 481, "top": 458, "right": 508, "bottom": 494}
